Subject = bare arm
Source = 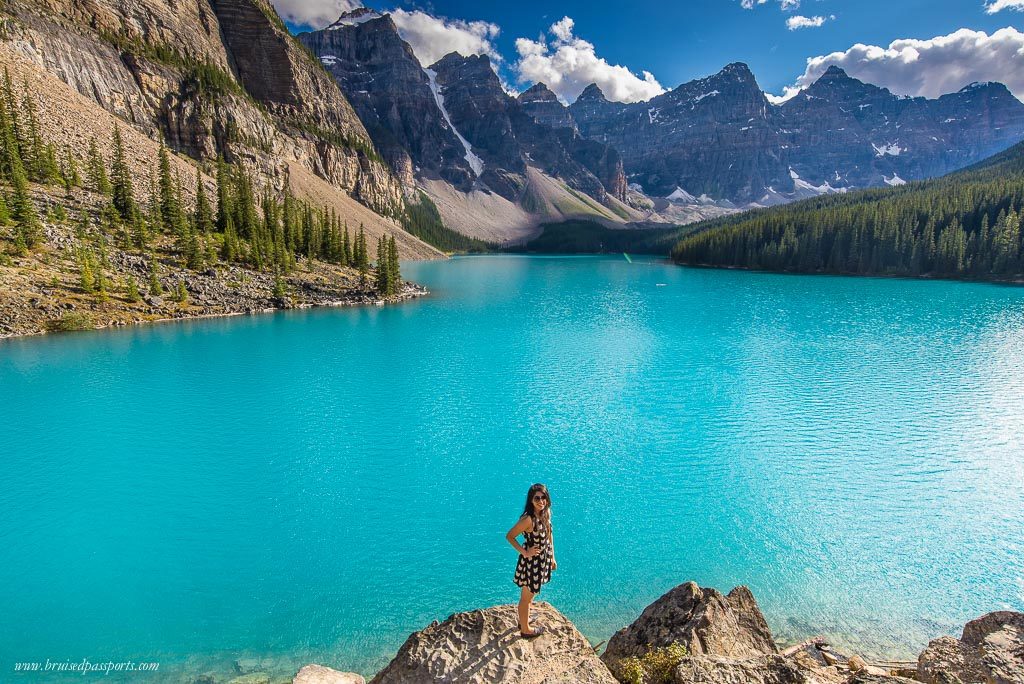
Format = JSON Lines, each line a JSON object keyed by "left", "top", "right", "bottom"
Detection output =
{"left": 505, "top": 515, "right": 537, "bottom": 556}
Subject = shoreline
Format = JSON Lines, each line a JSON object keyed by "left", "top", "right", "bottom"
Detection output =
{"left": 0, "top": 282, "right": 430, "bottom": 342}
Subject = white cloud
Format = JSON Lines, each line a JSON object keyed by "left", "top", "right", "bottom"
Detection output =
{"left": 986, "top": 0, "right": 1024, "bottom": 13}
{"left": 740, "top": 0, "right": 800, "bottom": 9}
{"left": 389, "top": 9, "right": 502, "bottom": 67}
{"left": 271, "top": 0, "right": 361, "bottom": 29}
{"left": 770, "top": 27, "right": 1024, "bottom": 102}
{"left": 786, "top": 15, "right": 832, "bottom": 30}
{"left": 514, "top": 16, "right": 665, "bottom": 104}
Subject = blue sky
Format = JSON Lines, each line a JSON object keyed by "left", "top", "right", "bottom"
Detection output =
{"left": 278, "top": 0, "right": 1024, "bottom": 103}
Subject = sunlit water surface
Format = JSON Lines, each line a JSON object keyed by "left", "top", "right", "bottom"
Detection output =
{"left": 2, "top": 256, "right": 1023, "bottom": 681}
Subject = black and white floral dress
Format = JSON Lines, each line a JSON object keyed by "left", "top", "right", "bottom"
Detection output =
{"left": 513, "top": 515, "right": 553, "bottom": 593}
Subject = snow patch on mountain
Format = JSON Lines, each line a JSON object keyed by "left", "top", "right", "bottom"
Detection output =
{"left": 327, "top": 8, "right": 382, "bottom": 29}
{"left": 884, "top": 173, "right": 907, "bottom": 186}
{"left": 424, "top": 68, "right": 484, "bottom": 177}
{"left": 693, "top": 90, "right": 720, "bottom": 104}
{"left": 789, "top": 168, "right": 848, "bottom": 196}
{"left": 872, "top": 142, "right": 904, "bottom": 157}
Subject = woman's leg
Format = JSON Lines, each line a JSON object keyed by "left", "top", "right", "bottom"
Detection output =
{"left": 518, "top": 585, "right": 536, "bottom": 633}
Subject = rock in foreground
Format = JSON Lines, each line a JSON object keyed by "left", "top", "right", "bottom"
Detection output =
{"left": 917, "top": 611, "right": 1024, "bottom": 684}
{"left": 293, "top": 664, "right": 365, "bottom": 684}
{"left": 369, "top": 602, "right": 615, "bottom": 684}
{"left": 672, "top": 654, "right": 804, "bottom": 684}
{"left": 603, "top": 582, "right": 777, "bottom": 668}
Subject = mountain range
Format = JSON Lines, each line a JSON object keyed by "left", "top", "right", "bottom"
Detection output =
{"left": 2, "top": 0, "right": 1023, "bottom": 249}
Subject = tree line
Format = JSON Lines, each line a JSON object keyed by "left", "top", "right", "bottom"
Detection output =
{"left": 671, "top": 143, "right": 1024, "bottom": 281}
{"left": 0, "top": 70, "right": 403, "bottom": 296}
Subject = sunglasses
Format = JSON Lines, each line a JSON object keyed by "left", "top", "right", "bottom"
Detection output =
{"left": 532, "top": 494, "right": 547, "bottom": 501}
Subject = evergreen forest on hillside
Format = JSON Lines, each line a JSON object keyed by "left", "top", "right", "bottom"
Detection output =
{"left": 672, "top": 142, "right": 1024, "bottom": 281}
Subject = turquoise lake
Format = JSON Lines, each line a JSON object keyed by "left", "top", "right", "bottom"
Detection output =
{"left": 2, "top": 255, "right": 1023, "bottom": 681}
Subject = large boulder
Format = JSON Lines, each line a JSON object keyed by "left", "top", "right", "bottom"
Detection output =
{"left": 672, "top": 654, "right": 805, "bottom": 684}
{"left": 603, "top": 582, "right": 777, "bottom": 669}
{"left": 293, "top": 664, "right": 365, "bottom": 684}
{"left": 917, "top": 611, "right": 1024, "bottom": 684}
{"left": 369, "top": 602, "right": 615, "bottom": 684}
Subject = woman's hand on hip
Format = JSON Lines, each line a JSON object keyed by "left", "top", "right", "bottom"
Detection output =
{"left": 522, "top": 547, "right": 541, "bottom": 558}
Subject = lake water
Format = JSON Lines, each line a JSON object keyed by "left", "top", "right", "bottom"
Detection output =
{"left": 2, "top": 255, "right": 1023, "bottom": 681}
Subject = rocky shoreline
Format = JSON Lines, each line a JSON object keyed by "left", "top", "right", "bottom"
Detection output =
{"left": 0, "top": 212, "right": 429, "bottom": 340}
{"left": 200, "top": 582, "right": 1022, "bottom": 684}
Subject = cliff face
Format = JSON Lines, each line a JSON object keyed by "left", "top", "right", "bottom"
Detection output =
{"left": 298, "top": 12, "right": 628, "bottom": 217}
{"left": 297, "top": 12, "right": 475, "bottom": 192}
{"left": 3, "top": 0, "right": 406, "bottom": 218}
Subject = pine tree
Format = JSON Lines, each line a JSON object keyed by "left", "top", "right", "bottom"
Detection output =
{"left": 9, "top": 151, "right": 41, "bottom": 248}
{"left": 125, "top": 275, "right": 141, "bottom": 303}
{"left": 388, "top": 235, "right": 400, "bottom": 295}
{"left": 148, "top": 257, "right": 163, "bottom": 295}
{"left": 375, "top": 234, "right": 389, "bottom": 294}
{"left": 86, "top": 137, "right": 112, "bottom": 196}
{"left": 215, "top": 156, "right": 232, "bottom": 234}
{"left": 173, "top": 281, "right": 188, "bottom": 304}
{"left": 110, "top": 124, "right": 136, "bottom": 222}
{"left": 193, "top": 168, "right": 214, "bottom": 234}
{"left": 61, "top": 146, "right": 81, "bottom": 192}
{"left": 78, "top": 248, "right": 95, "bottom": 294}
{"left": 342, "top": 223, "right": 352, "bottom": 266}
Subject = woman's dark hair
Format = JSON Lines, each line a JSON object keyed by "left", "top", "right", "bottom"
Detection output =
{"left": 521, "top": 483, "right": 552, "bottom": 543}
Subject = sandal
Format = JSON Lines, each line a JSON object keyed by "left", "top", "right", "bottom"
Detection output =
{"left": 520, "top": 626, "right": 545, "bottom": 638}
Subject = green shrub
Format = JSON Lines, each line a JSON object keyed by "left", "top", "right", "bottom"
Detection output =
{"left": 614, "top": 642, "right": 688, "bottom": 684}
{"left": 45, "top": 312, "right": 94, "bottom": 333}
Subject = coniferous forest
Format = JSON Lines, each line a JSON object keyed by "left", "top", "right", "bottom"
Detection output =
{"left": 671, "top": 141, "right": 1024, "bottom": 281}
{"left": 0, "top": 68, "right": 405, "bottom": 303}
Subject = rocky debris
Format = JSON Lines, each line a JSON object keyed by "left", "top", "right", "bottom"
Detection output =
{"left": 293, "top": 664, "right": 364, "bottom": 684}
{"left": 672, "top": 654, "right": 805, "bottom": 684}
{"left": 917, "top": 611, "right": 1024, "bottom": 684}
{"left": 846, "top": 674, "right": 920, "bottom": 684}
{"left": 369, "top": 602, "right": 616, "bottom": 684}
{"left": 0, "top": 207, "right": 428, "bottom": 339}
{"left": 602, "top": 582, "right": 778, "bottom": 668}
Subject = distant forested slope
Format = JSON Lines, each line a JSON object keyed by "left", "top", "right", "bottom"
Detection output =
{"left": 671, "top": 141, "right": 1024, "bottom": 281}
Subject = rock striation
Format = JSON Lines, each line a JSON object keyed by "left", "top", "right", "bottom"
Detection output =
{"left": 368, "top": 602, "right": 616, "bottom": 684}
{"left": 3, "top": 0, "right": 407, "bottom": 219}
{"left": 602, "top": 582, "right": 778, "bottom": 665}
{"left": 916, "top": 611, "right": 1024, "bottom": 684}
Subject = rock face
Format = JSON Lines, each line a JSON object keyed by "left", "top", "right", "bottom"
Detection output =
{"left": 297, "top": 11, "right": 475, "bottom": 191}
{"left": 298, "top": 12, "right": 628, "bottom": 216}
{"left": 602, "top": 582, "right": 778, "bottom": 667}
{"left": 519, "top": 83, "right": 578, "bottom": 132}
{"left": 4, "top": 0, "right": 406, "bottom": 218}
{"left": 917, "top": 611, "right": 1024, "bottom": 684}
{"left": 429, "top": 52, "right": 627, "bottom": 204}
{"left": 564, "top": 63, "right": 1024, "bottom": 205}
{"left": 369, "top": 602, "right": 616, "bottom": 684}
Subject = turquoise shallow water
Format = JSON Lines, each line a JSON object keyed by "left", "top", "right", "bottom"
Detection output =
{"left": 2, "top": 255, "right": 1023, "bottom": 681}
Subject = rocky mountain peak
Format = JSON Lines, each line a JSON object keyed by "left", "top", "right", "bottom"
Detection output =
{"left": 326, "top": 7, "right": 383, "bottom": 29}
{"left": 718, "top": 61, "right": 757, "bottom": 84}
{"left": 576, "top": 83, "right": 608, "bottom": 103}
{"left": 518, "top": 82, "right": 559, "bottom": 104}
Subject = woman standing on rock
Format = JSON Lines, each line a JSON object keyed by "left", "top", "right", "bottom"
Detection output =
{"left": 506, "top": 483, "right": 557, "bottom": 638}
